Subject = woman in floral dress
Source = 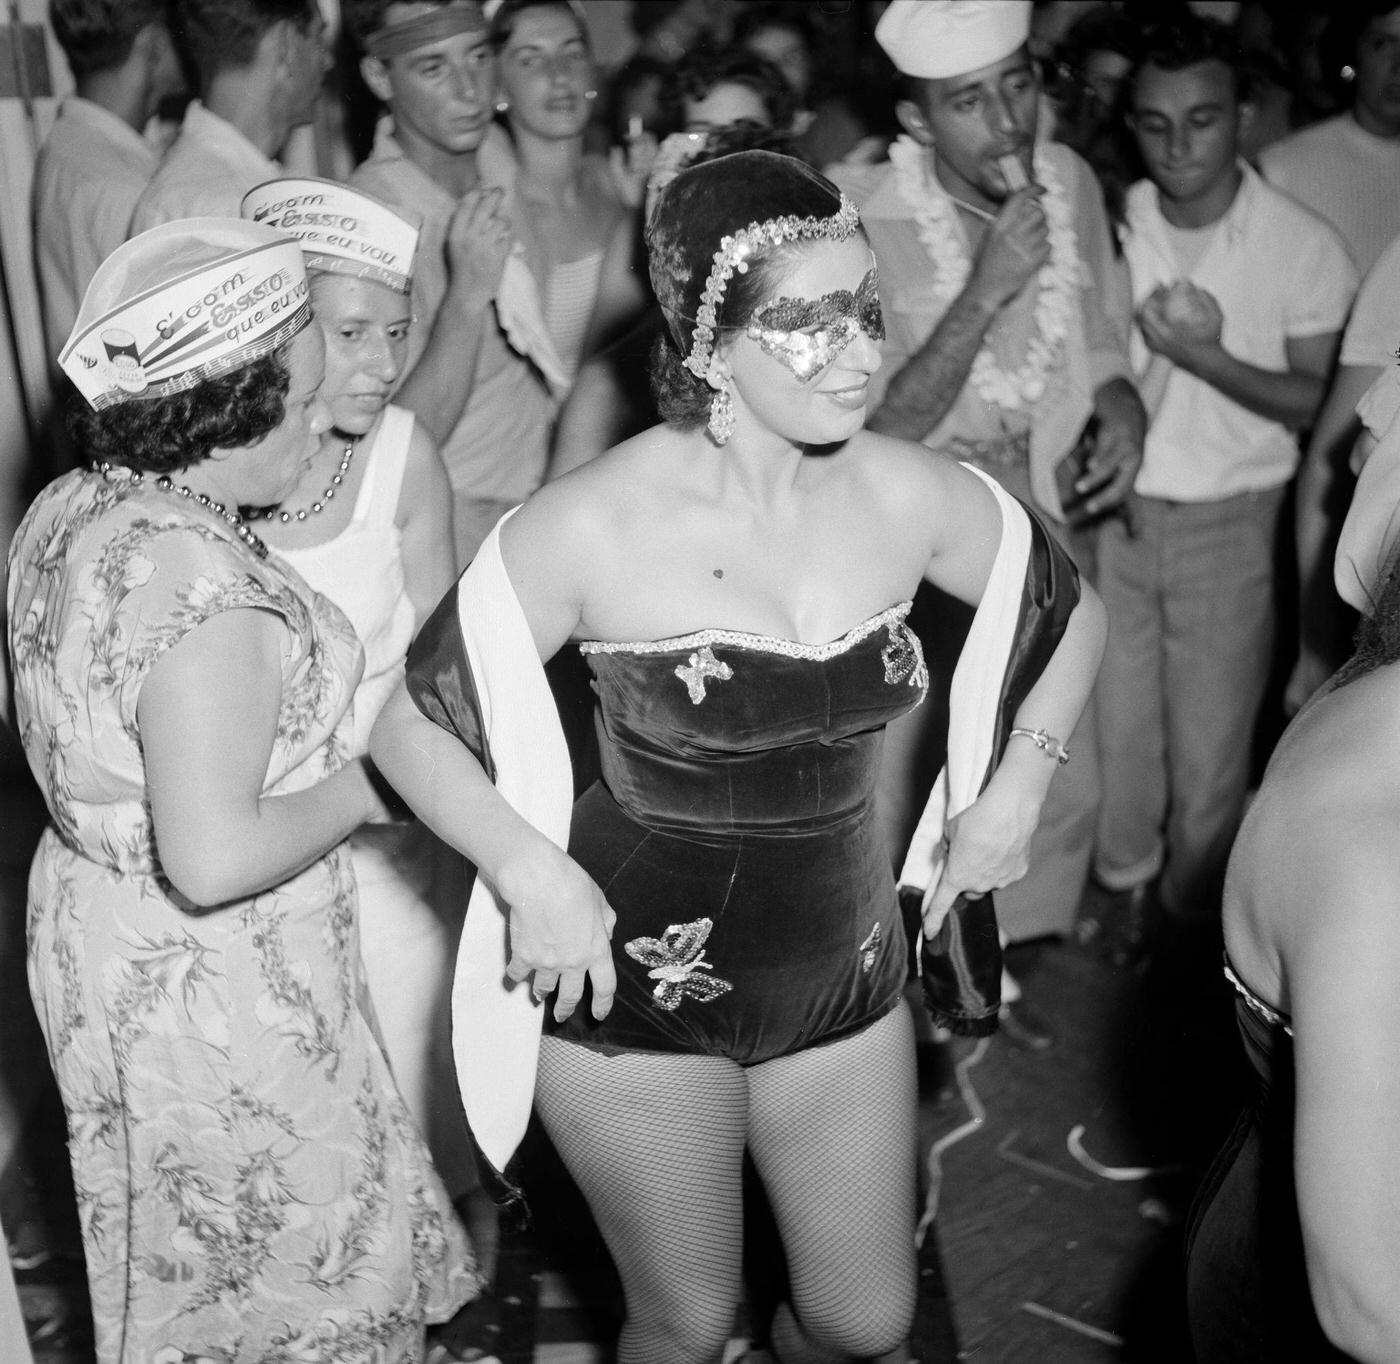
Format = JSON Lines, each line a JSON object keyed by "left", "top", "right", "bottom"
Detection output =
{"left": 5, "top": 218, "right": 476, "bottom": 1364}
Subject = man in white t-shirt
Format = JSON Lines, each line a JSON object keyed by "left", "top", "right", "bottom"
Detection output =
{"left": 1100, "top": 13, "right": 1356, "bottom": 925}
{"left": 1259, "top": 4, "right": 1400, "bottom": 276}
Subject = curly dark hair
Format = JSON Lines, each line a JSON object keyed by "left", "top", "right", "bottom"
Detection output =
{"left": 50, "top": 0, "right": 170, "bottom": 78}
{"left": 646, "top": 147, "right": 851, "bottom": 427}
{"left": 1330, "top": 531, "right": 1400, "bottom": 691}
{"left": 659, "top": 45, "right": 798, "bottom": 137}
{"left": 67, "top": 348, "right": 291, "bottom": 476}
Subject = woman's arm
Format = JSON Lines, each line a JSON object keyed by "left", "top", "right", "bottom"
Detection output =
{"left": 1288, "top": 362, "right": 1379, "bottom": 712}
{"left": 395, "top": 421, "right": 459, "bottom": 613}
{"left": 577, "top": 212, "right": 649, "bottom": 362}
{"left": 370, "top": 685, "right": 615, "bottom": 1022}
{"left": 918, "top": 460, "right": 1107, "bottom": 925}
{"left": 139, "top": 608, "right": 385, "bottom": 908}
{"left": 368, "top": 489, "right": 617, "bottom": 1021}
{"left": 1288, "top": 814, "right": 1400, "bottom": 1362}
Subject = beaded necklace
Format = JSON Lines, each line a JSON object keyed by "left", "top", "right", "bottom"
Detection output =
{"left": 888, "top": 135, "right": 1078, "bottom": 411}
{"left": 93, "top": 460, "right": 268, "bottom": 559}
{"left": 262, "top": 436, "right": 356, "bottom": 524}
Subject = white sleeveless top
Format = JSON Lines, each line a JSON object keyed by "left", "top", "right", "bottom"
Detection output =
{"left": 544, "top": 250, "right": 605, "bottom": 381}
{"left": 277, "top": 405, "right": 417, "bottom": 757}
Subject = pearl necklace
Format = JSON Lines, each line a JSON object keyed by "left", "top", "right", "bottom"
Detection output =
{"left": 93, "top": 460, "right": 268, "bottom": 559}
{"left": 264, "top": 437, "right": 356, "bottom": 523}
{"left": 889, "top": 135, "right": 1079, "bottom": 412}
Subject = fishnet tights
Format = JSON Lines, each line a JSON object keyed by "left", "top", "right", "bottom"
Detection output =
{"left": 533, "top": 1005, "right": 918, "bottom": 1364}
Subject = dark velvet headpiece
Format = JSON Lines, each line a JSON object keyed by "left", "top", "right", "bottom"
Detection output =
{"left": 645, "top": 150, "right": 862, "bottom": 379}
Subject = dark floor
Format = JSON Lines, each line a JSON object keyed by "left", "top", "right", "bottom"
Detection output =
{"left": 2, "top": 749, "right": 1245, "bottom": 1362}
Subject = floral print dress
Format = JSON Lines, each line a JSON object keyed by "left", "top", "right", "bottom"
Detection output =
{"left": 6, "top": 469, "right": 477, "bottom": 1364}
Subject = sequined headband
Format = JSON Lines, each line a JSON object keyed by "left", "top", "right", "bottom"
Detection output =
{"left": 680, "top": 194, "right": 863, "bottom": 380}
{"left": 365, "top": 4, "right": 485, "bottom": 59}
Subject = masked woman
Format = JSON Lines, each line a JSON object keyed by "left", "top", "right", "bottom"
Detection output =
{"left": 6, "top": 218, "right": 476, "bottom": 1364}
{"left": 372, "top": 152, "right": 1105, "bottom": 1363}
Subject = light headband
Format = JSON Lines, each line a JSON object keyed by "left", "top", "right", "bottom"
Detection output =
{"left": 364, "top": 3, "right": 486, "bottom": 59}
{"left": 681, "top": 194, "right": 863, "bottom": 381}
{"left": 60, "top": 218, "right": 310, "bottom": 411}
{"left": 242, "top": 177, "right": 420, "bottom": 294}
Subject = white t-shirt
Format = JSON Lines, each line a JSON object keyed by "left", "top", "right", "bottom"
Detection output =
{"left": 1260, "top": 113, "right": 1400, "bottom": 277}
{"left": 1340, "top": 233, "right": 1400, "bottom": 367}
{"left": 1122, "top": 163, "right": 1357, "bottom": 501}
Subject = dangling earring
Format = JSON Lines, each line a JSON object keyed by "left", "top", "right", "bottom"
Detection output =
{"left": 708, "top": 385, "right": 734, "bottom": 445}
{"left": 584, "top": 88, "right": 598, "bottom": 101}
{"left": 495, "top": 98, "right": 510, "bottom": 113}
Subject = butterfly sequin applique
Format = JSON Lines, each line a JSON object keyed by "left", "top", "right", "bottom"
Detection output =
{"left": 625, "top": 917, "right": 734, "bottom": 1011}
{"left": 675, "top": 645, "right": 734, "bottom": 704}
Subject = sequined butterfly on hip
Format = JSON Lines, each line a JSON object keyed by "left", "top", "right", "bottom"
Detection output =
{"left": 624, "top": 917, "right": 734, "bottom": 1011}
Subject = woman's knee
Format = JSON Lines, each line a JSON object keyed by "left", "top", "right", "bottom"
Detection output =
{"left": 623, "top": 1286, "right": 740, "bottom": 1363}
{"left": 794, "top": 1275, "right": 916, "bottom": 1358}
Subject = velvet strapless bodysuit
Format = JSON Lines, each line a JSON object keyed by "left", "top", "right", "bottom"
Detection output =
{"left": 549, "top": 602, "right": 928, "bottom": 1064}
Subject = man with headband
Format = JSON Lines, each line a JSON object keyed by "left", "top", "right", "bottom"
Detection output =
{"left": 832, "top": 0, "right": 1144, "bottom": 992}
{"left": 130, "top": 0, "right": 331, "bottom": 231}
{"left": 345, "top": 0, "right": 565, "bottom": 565}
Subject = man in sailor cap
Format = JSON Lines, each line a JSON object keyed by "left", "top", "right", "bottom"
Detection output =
{"left": 834, "top": 0, "right": 1144, "bottom": 974}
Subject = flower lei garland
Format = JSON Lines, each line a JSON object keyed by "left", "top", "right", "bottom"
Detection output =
{"left": 889, "top": 135, "right": 1078, "bottom": 411}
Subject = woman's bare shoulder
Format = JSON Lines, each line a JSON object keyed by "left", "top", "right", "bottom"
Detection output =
{"left": 1234, "top": 671, "right": 1400, "bottom": 945}
{"left": 505, "top": 427, "right": 680, "bottom": 563}
{"left": 846, "top": 429, "right": 981, "bottom": 494}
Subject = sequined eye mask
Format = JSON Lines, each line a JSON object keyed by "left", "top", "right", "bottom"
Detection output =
{"left": 746, "top": 268, "right": 885, "bottom": 382}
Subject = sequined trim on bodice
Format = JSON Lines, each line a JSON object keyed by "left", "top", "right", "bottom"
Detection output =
{"left": 1224, "top": 955, "right": 1293, "bottom": 1037}
{"left": 579, "top": 600, "right": 915, "bottom": 661}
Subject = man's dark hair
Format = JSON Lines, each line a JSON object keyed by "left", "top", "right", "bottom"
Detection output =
{"left": 173, "top": 0, "right": 316, "bottom": 80}
{"left": 1130, "top": 12, "right": 1252, "bottom": 103}
{"left": 49, "top": 0, "right": 170, "bottom": 78}
{"left": 341, "top": 0, "right": 461, "bottom": 52}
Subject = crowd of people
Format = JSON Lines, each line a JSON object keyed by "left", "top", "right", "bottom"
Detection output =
{"left": 7, "top": 0, "right": 1400, "bottom": 1361}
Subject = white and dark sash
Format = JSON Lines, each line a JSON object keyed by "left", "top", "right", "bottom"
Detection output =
{"left": 898, "top": 466, "right": 1081, "bottom": 1037}
{"left": 403, "top": 510, "right": 571, "bottom": 1192}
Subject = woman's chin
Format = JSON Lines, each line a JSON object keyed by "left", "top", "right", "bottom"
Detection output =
{"left": 332, "top": 407, "right": 379, "bottom": 436}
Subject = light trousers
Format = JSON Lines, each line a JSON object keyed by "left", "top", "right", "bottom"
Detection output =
{"left": 1093, "top": 486, "right": 1285, "bottom": 919}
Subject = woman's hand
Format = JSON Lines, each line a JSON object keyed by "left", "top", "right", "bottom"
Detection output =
{"left": 499, "top": 843, "right": 617, "bottom": 1023}
{"left": 923, "top": 763, "right": 1047, "bottom": 933}
{"left": 608, "top": 131, "right": 659, "bottom": 211}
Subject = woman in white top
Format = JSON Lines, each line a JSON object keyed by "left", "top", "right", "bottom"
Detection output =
{"left": 489, "top": 0, "right": 647, "bottom": 378}
{"left": 240, "top": 178, "right": 463, "bottom": 1187}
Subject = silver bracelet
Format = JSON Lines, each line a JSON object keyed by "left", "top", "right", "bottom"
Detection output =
{"left": 1008, "top": 727, "right": 1070, "bottom": 766}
